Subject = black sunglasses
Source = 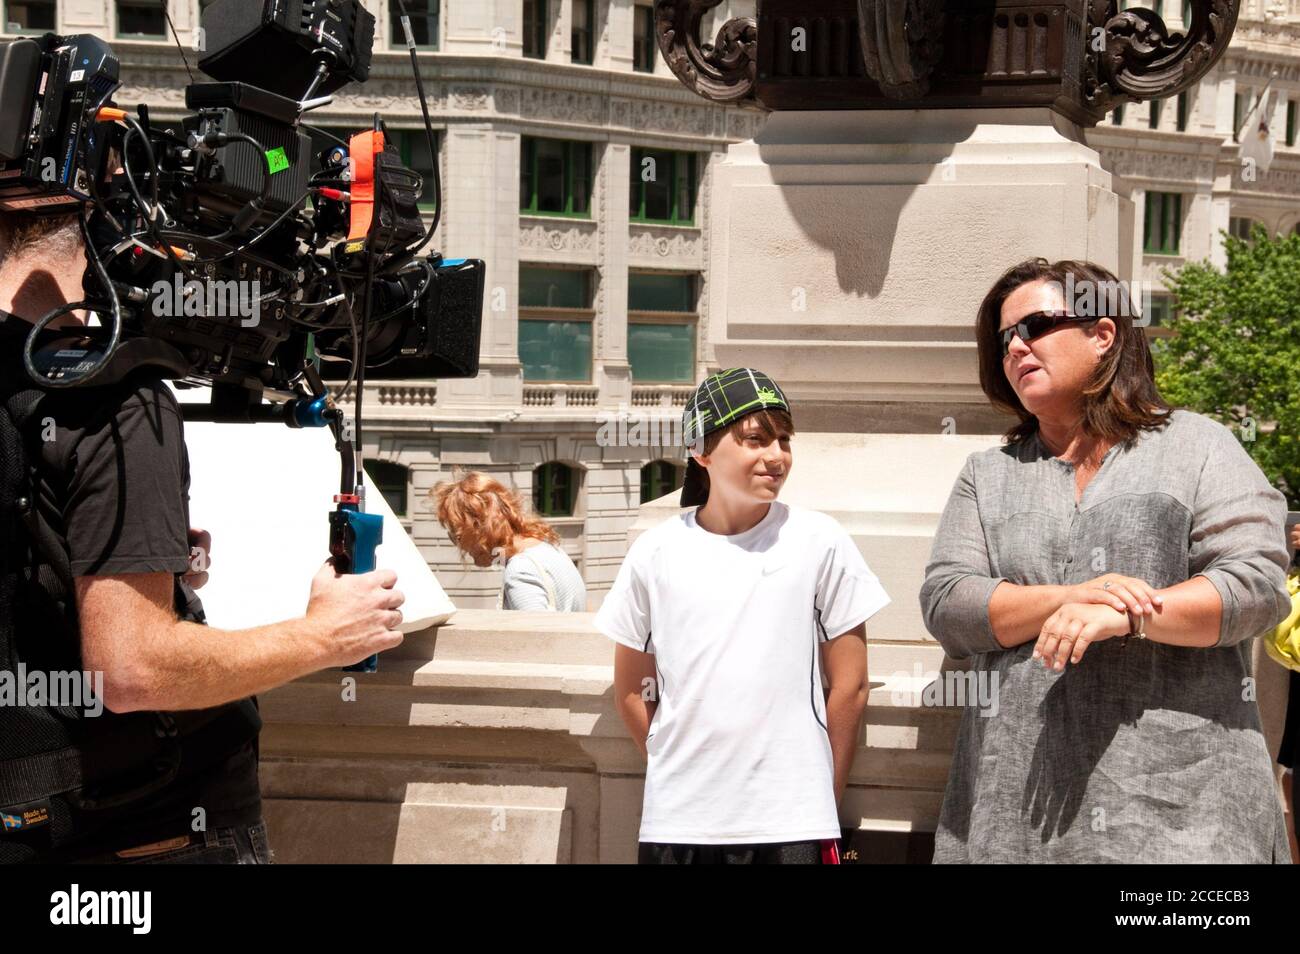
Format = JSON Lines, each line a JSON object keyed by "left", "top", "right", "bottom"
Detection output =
{"left": 998, "top": 311, "right": 1099, "bottom": 357}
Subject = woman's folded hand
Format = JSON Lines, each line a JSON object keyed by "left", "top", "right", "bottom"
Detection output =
{"left": 1033, "top": 601, "right": 1132, "bottom": 671}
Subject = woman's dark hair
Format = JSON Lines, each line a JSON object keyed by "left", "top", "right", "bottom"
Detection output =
{"left": 975, "top": 257, "right": 1171, "bottom": 445}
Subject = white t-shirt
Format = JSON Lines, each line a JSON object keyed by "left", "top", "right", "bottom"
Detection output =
{"left": 594, "top": 501, "right": 890, "bottom": 844}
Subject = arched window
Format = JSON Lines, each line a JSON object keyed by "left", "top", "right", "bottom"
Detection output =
{"left": 364, "top": 460, "right": 409, "bottom": 517}
{"left": 640, "top": 460, "right": 683, "bottom": 504}
{"left": 533, "top": 462, "right": 577, "bottom": 517}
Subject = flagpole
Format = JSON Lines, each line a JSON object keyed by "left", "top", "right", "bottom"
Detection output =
{"left": 1234, "top": 70, "right": 1280, "bottom": 142}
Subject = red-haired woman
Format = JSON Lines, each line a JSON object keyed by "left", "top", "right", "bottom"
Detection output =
{"left": 432, "top": 472, "right": 587, "bottom": 611}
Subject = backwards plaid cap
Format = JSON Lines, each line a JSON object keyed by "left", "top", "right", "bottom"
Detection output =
{"left": 679, "top": 368, "right": 791, "bottom": 506}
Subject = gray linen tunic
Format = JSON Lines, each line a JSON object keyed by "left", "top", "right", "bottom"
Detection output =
{"left": 920, "top": 410, "right": 1292, "bottom": 863}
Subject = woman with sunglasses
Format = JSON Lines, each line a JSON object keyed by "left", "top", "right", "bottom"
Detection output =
{"left": 920, "top": 258, "right": 1292, "bottom": 863}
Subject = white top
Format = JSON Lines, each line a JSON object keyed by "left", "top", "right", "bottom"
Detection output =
{"left": 594, "top": 501, "right": 891, "bottom": 844}
{"left": 500, "top": 541, "right": 587, "bottom": 612}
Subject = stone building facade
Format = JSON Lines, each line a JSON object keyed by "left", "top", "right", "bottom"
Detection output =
{"left": 3, "top": 0, "right": 1296, "bottom": 609}
{"left": 1088, "top": 1, "right": 1300, "bottom": 327}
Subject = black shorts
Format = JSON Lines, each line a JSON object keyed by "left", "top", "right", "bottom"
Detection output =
{"left": 638, "top": 839, "right": 836, "bottom": 865}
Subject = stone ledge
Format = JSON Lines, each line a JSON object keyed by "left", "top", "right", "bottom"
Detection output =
{"left": 259, "top": 609, "right": 964, "bottom": 861}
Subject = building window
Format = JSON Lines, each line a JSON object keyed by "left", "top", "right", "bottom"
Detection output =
{"left": 1228, "top": 216, "right": 1256, "bottom": 242}
{"left": 630, "top": 148, "right": 697, "bottom": 225}
{"left": 520, "top": 137, "right": 592, "bottom": 217}
{"left": 1143, "top": 192, "right": 1182, "bottom": 255}
{"left": 523, "top": 0, "right": 548, "bottom": 59}
{"left": 533, "top": 462, "right": 577, "bottom": 517}
{"left": 4, "top": 0, "right": 56, "bottom": 32}
{"left": 390, "top": 0, "right": 439, "bottom": 49}
{"left": 117, "top": 0, "right": 166, "bottom": 37}
{"left": 397, "top": 129, "right": 439, "bottom": 210}
{"left": 365, "top": 461, "right": 409, "bottom": 517}
{"left": 628, "top": 272, "right": 697, "bottom": 383}
{"left": 640, "top": 460, "right": 683, "bottom": 504}
{"left": 634, "top": 4, "right": 656, "bottom": 73}
{"left": 1233, "top": 89, "right": 1250, "bottom": 143}
{"left": 1111, "top": 104, "right": 1124, "bottom": 126}
{"left": 1287, "top": 100, "right": 1297, "bottom": 148}
{"left": 1148, "top": 99, "right": 1162, "bottom": 130}
{"left": 571, "top": 0, "right": 594, "bottom": 64}
{"left": 519, "top": 266, "right": 594, "bottom": 381}
{"left": 1146, "top": 294, "right": 1173, "bottom": 327}
{"left": 1176, "top": 91, "right": 1188, "bottom": 132}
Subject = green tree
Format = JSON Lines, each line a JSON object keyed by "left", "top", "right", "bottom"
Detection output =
{"left": 1153, "top": 225, "right": 1300, "bottom": 507}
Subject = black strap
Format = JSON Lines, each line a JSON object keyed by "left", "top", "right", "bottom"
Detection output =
{"left": 0, "top": 746, "right": 85, "bottom": 808}
{"left": 2, "top": 386, "right": 74, "bottom": 595}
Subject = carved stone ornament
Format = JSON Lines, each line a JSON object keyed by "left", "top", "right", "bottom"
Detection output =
{"left": 856, "top": 0, "right": 945, "bottom": 101}
{"left": 1085, "top": 0, "right": 1241, "bottom": 111}
{"left": 656, "top": 0, "right": 760, "bottom": 105}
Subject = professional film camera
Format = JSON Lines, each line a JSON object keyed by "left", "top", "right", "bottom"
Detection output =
{"left": 0, "top": 0, "right": 484, "bottom": 669}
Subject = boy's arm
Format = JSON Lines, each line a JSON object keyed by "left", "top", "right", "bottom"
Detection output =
{"left": 613, "top": 643, "right": 658, "bottom": 759}
{"left": 820, "top": 622, "right": 869, "bottom": 805}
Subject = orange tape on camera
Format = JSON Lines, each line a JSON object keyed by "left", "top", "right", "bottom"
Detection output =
{"left": 347, "top": 129, "right": 384, "bottom": 246}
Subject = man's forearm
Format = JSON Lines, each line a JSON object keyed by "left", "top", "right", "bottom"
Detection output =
{"left": 824, "top": 686, "right": 867, "bottom": 804}
{"left": 989, "top": 582, "right": 1073, "bottom": 648}
{"left": 105, "top": 616, "right": 331, "bottom": 713}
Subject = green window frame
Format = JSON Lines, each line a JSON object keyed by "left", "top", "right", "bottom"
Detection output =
{"left": 1176, "top": 91, "right": 1188, "bottom": 132}
{"left": 1287, "top": 100, "right": 1297, "bottom": 148}
{"left": 4, "top": 0, "right": 56, "bottom": 33}
{"left": 640, "top": 460, "right": 682, "bottom": 504}
{"left": 1148, "top": 98, "right": 1161, "bottom": 130}
{"left": 519, "top": 266, "right": 594, "bottom": 382}
{"left": 1143, "top": 192, "right": 1182, "bottom": 255}
{"left": 1145, "top": 295, "right": 1173, "bottom": 328}
{"left": 520, "top": 137, "right": 592, "bottom": 218}
{"left": 398, "top": 128, "right": 439, "bottom": 211}
{"left": 627, "top": 271, "right": 697, "bottom": 383}
{"left": 1228, "top": 216, "right": 1256, "bottom": 242}
{"left": 633, "top": 4, "right": 655, "bottom": 73}
{"left": 390, "top": 0, "right": 439, "bottom": 50}
{"left": 630, "top": 148, "right": 698, "bottom": 226}
{"left": 533, "top": 462, "right": 577, "bottom": 517}
{"left": 523, "top": 0, "right": 548, "bottom": 59}
{"left": 364, "top": 460, "right": 409, "bottom": 517}
{"left": 116, "top": 0, "right": 166, "bottom": 38}
{"left": 571, "top": 0, "right": 594, "bottom": 65}
{"left": 1233, "top": 89, "right": 1249, "bottom": 143}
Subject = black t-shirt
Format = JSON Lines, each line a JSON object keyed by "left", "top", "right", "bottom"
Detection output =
{"left": 1, "top": 312, "right": 262, "bottom": 860}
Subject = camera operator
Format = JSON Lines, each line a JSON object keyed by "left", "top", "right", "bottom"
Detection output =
{"left": 0, "top": 209, "right": 406, "bottom": 865}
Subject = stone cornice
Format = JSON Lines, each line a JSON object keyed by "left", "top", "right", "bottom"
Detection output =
{"left": 105, "top": 48, "right": 763, "bottom": 146}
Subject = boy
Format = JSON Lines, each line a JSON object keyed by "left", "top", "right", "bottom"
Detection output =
{"left": 595, "top": 368, "right": 890, "bottom": 864}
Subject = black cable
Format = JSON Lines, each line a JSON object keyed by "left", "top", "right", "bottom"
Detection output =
{"left": 393, "top": 0, "right": 441, "bottom": 256}
{"left": 162, "top": 5, "right": 197, "bottom": 84}
{"left": 161, "top": 186, "right": 312, "bottom": 269}
{"left": 21, "top": 210, "right": 123, "bottom": 388}
{"left": 326, "top": 258, "right": 361, "bottom": 407}
{"left": 121, "top": 117, "right": 196, "bottom": 281}
{"left": 301, "top": 123, "right": 349, "bottom": 149}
